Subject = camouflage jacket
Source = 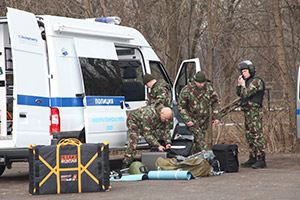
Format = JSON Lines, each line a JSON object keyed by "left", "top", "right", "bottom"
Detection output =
{"left": 236, "top": 76, "right": 264, "bottom": 111}
{"left": 147, "top": 79, "right": 171, "bottom": 108}
{"left": 128, "top": 105, "right": 171, "bottom": 146}
{"left": 177, "top": 81, "right": 221, "bottom": 127}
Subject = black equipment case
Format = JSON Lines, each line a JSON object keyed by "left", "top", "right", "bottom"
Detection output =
{"left": 167, "top": 139, "right": 193, "bottom": 158}
{"left": 28, "top": 139, "right": 111, "bottom": 195}
{"left": 212, "top": 144, "right": 239, "bottom": 172}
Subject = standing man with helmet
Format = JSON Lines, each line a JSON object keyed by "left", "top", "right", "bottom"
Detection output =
{"left": 237, "top": 60, "right": 266, "bottom": 169}
{"left": 122, "top": 105, "right": 173, "bottom": 169}
{"left": 177, "top": 71, "right": 221, "bottom": 154}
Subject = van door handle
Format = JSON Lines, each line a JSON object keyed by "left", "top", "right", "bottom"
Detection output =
{"left": 19, "top": 113, "right": 27, "bottom": 118}
{"left": 35, "top": 99, "right": 42, "bottom": 104}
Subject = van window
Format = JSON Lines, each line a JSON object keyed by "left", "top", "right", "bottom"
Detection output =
{"left": 149, "top": 61, "right": 172, "bottom": 85}
{"left": 175, "top": 62, "right": 196, "bottom": 98}
{"left": 79, "top": 57, "right": 122, "bottom": 96}
{"left": 119, "top": 60, "right": 145, "bottom": 101}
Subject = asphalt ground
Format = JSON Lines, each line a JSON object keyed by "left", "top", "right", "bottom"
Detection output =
{"left": 0, "top": 153, "right": 299, "bottom": 200}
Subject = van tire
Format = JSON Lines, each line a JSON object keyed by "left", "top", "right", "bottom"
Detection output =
{"left": 0, "top": 166, "right": 5, "bottom": 176}
{"left": 79, "top": 132, "right": 86, "bottom": 143}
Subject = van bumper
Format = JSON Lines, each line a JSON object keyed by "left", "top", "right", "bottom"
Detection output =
{"left": 51, "top": 131, "right": 82, "bottom": 144}
{"left": 0, "top": 148, "right": 29, "bottom": 167}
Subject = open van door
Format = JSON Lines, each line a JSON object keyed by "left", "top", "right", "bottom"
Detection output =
{"left": 7, "top": 8, "right": 50, "bottom": 147}
{"left": 172, "top": 58, "right": 201, "bottom": 138}
{"left": 297, "top": 65, "right": 300, "bottom": 139}
{"left": 74, "top": 39, "right": 127, "bottom": 148}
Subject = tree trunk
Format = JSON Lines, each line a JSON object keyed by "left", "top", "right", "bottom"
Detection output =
{"left": 272, "top": 0, "right": 297, "bottom": 137}
{"left": 84, "top": 0, "right": 92, "bottom": 18}
{"left": 165, "top": 0, "right": 180, "bottom": 79}
{"left": 207, "top": 0, "right": 215, "bottom": 149}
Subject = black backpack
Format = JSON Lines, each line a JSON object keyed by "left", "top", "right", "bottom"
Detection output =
{"left": 212, "top": 144, "right": 239, "bottom": 172}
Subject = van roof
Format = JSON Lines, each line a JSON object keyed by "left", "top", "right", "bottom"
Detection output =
{"left": 40, "top": 15, "right": 152, "bottom": 48}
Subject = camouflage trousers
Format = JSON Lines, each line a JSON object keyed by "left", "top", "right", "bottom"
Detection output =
{"left": 123, "top": 118, "right": 160, "bottom": 165}
{"left": 244, "top": 107, "right": 265, "bottom": 157}
{"left": 123, "top": 129, "right": 139, "bottom": 165}
{"left": 187, "top": 126, "right": 208, "bottom": 154}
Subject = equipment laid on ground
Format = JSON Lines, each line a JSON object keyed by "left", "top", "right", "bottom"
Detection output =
{"left": 28, "top": 139, "right": 110, "bottom": 195}
{"left": 148, "top": 170, "right": 193, "bottom": 180}
{"left": 212, "top": 144, "right": 239, "bottom": 172}
{"left": 141, "top": 152, "right": 167, "bottom": 171}
{"left": 155, "top": 157, "right": 210, "bottom": 177}
{"left": 129, "top": 161, "right": 148, "bottom": 175}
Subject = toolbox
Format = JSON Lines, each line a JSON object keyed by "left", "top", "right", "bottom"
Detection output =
{"left": 141, "top": 152, "right": 167, "bottom": 171}
{"left": 28, "top": 139, "right": 111, "bottom": 195}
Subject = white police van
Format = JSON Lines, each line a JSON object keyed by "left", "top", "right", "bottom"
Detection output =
{"left": 0, "top": 8, "right": 200, "bottom": 175}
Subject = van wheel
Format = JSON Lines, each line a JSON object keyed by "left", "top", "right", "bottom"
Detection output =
{"left": 79, "top": 133, "right": 86, "bottom": 143}
{"left": 0, "top": 166, "right": 5, "bottom": 176}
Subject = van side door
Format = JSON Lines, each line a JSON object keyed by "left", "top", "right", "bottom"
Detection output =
{"left": 7, "top": 8, "right": 50, "bottom": 146}
{"left": 172, "top": 58, "right": 201, "bottom": 137}
{"left": 74, "top": 39, "right": 127, "bottom": 148}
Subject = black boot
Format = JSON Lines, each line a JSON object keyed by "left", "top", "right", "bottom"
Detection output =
{"left": 241, "top": 155, "right": 257, "bottom": 168}
{"left": 252, "top": 154, "right": 266, "bottom": 169}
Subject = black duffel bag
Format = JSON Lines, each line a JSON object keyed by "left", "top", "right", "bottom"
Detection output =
{"left": 212, "top": 144, "right": 239, "bottom": 172}
{"left": 29, "top": 139, "right": 111, "bottom": 195}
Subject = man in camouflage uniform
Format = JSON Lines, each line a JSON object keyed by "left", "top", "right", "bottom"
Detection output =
{"left": 177, "top": 71, "right": 221, "bottom": 154}
{"left": 122, "top": 105, "right": 172, "bottom": 168}
{"left": 143, "top": 74, "right": 173, "bottom": 143}
{"left": 237, "top": 60, "right": 266, "bottom": 169}
{"left": 142, "top": 74, "right": 172, "bottom": 108}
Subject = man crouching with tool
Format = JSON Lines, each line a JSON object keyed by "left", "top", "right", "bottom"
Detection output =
{"left": 122, "top": 105, "right": 172, "bottom": 169}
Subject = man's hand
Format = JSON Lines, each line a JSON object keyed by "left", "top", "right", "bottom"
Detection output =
{"left": 238, "top": 75, "right": 245, "bottom": 86}
{"left": 158, "top": 145, "right": 165, "bottom": 152}
{"left": 165, "top": 144, "right": 171, "bottom": 149}
{"left": 186, "top": 121, "right": 194, "bottom": 127}
{"left": 214, "top": 119, "right": 220, "bottom": 125}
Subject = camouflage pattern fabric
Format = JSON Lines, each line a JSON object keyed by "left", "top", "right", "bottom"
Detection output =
{"left": 147, "top": 79, "right": 173, "bottom": 130}
{"left": 236, "top": 77, "right": 266, "bottom": 157}
{"left": 147, "top": 79, "right": 171, "bottom": 108}
{"left": 123, "top": 105, "right": 171, "bottom": 165}
{"left": 178, "top": 81, "right": 221, "bottom": 154}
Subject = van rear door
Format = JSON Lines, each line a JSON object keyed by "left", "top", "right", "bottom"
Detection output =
{"left": 74, "top": 39, "right": 127, "bottom": 148}
{"left": 172, "top": 58, "right": 201, "bottom": 137}
{"left": 7, "top": 8, "right": 50, "bottom": 147}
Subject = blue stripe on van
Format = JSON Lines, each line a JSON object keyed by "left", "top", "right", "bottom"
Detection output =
{"left": 51, "top": 97, "right": 84, "bottom": 107}
{"left": 17, "top": 95, "right": 124, "bottom": 107}
{"left": 86, "top": 96, "right": 125, "bottom": 106}
{"left": 297, "top": 109, "right": 300, "bottom": 115}
{"left": 17, "top": 95, "right": 49, "bottom": 107}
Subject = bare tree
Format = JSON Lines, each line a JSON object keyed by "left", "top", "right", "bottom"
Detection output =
{"left": 272, "top": 0, "right": 296, "bottom": 141}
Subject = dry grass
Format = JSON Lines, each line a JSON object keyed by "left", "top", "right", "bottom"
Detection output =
{"left": 210, "top": 109, "right": 300, "bottom": 153}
